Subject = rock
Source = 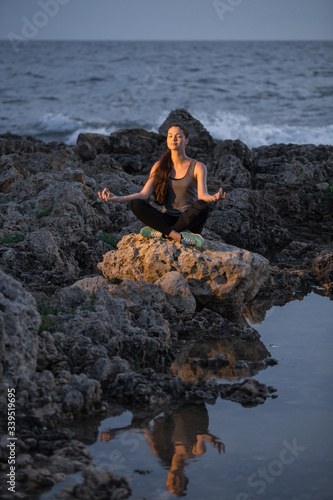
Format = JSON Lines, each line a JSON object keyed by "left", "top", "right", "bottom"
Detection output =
{"left": 61, "top": 388, "right": 85, "bottom": 413}
{"left": 97, "top": 234, "right": 269, "bottom": 319}
{"left": 26, "top": 228, "right": 66, "bottom": 271}
{"left": 214, "top": 139, "right": 253, "bottom": 169}
{"left": 56, "top": 465, "right": 131, "bottom": 499}
{"left": 76, "top": 141, "right": 96, "bottom": 161}
{"left": 72, "top": 275, "right": 117, "bottom": 295}
{"left": 77, "top": 132, "right": 111, "bottom": 155}
{"left": 0, "top": 270, "right": 40, "bottom": 390}
{"left": 0, "top": 154, "right": 29, "bottom": 193}
{"left": 109, "top": 128, "right": 164, "bottom": 173}
{"left": 154, "top": 271, "right": 196, "bottom": 313}
{"left": 208, "top": 154, "right": 252, "bottom": 191}
{"left": 316, "top": 182, "right": 329, "bottom": 192}
{"left": 85, "top": 357, "right": 131, "bottom": 386}
{"left": 206, "top": 188, "right": 292, "bottom": 256}
{"left": 219, "top": 378, "right": 278, "bottom": 407}
{"left": 311, "top": 250, "right": 333, "bottom": 291}
{"left": 158, "top": 108, "right": 216, "bottom": 154}
{"left": 252, "top": 143, "right": 333, "bottom": 244}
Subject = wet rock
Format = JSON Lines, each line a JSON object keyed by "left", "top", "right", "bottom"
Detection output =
{"left": 219, "top": 378, "right": 278, "bottom": 407}
{"left": 56, "top": 465, "right": 131, "bottom": 499}
{"left": 311, "top": 250, "right": 333, "bottom": 291}
{"left": 0, "top": 270, "right": 40, "bottom": 389}
{"left": 61, "top": 389, "right": 85, "bottom": 413}
{"left": 97, "top": 234, "right": 269, "bottom": 320}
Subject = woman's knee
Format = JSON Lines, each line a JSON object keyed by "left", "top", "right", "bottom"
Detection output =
{"left": 131, "top": 198, "right": 146, "bottom": 215}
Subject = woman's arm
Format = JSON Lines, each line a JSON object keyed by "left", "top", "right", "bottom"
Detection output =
{"left": 98, "top": 163, "right": 158, "bottom": 203}
{"left": 195, "top": 162, "right": 226, "bottom": 202}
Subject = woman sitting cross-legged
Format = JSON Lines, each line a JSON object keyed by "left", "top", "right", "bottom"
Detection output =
{"left": 98, "top": 122, "right": 226, "bottom": 248}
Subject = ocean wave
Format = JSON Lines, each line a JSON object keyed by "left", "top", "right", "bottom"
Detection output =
{"left": 35, "top": 113, "right": 117, "bottom": 144}
{"left": 35, "top": 111, "right": 333, "bottom": 149}
{"left": 66, "top": 126, "right": 116, "bottom": 145}
{"left": 196, "top": 111, "right": 333, "bottom": 148}
{"left": 38, "top": 113, "right": 83, "bottom": 134}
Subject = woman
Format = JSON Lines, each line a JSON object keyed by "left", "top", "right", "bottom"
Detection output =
{"left": 98, "top": 123, "right": 225, "bottom": 247}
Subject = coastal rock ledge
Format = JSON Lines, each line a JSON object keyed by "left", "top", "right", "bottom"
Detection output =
{"left": 97, "top": 234, "right": 269, "bottom": 319}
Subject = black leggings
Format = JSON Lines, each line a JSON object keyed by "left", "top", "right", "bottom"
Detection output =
{"left": 131, "top": 199, "right": 210, "bottom": 236}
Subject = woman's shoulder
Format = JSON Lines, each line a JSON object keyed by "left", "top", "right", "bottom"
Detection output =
{"left": 150, "top": 161, "right": 160, "bottom": 173}
{"left": 193, "top": 160, "right": 206, "bottom": 174}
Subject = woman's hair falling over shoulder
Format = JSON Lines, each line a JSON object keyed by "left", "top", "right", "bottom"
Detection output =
{"left": 153, "top": 122, "right": 189, "bottom": 205}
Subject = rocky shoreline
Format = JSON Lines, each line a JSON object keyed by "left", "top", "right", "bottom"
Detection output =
{"left": 0, "top": 109, "right": 332, "bottom": 498}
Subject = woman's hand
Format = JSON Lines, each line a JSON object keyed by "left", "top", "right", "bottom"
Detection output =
{"left": 212, "top": 187, "right": 226, "bottom": 202}
{"left": 98, "top": 188, "right": 118, "bottom": 202}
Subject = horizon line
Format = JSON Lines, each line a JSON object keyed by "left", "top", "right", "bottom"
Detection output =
{"left": 1, "top": 37, "right": 333, "bottom": 43}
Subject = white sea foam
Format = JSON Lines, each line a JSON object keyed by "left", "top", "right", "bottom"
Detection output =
{"left": 37, "top": 111, "right": 333, "bottom": 148}
{"left": 37, "top": 113, "right": 117, "bottom": 144}
{"left": 38, "top": 113, "right": 83, "bottom": 133}
{"left": 66, "top": 126, "right": 116, "bottom": 145}
{"left": 197, "top": 111, "right": 333, "bottom": 148}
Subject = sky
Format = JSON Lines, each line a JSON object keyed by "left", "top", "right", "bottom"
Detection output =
{"left": 0, "top": 0, "right": 332, "bottom": 42}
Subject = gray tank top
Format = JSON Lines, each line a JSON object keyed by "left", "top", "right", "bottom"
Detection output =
{"left": 163, "top": 159, "right": 198, "bottom": 215}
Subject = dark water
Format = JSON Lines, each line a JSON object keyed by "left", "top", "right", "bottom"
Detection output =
{"left": 1, "top": 40, "right": 332, "bottom": 147}
{"left": 43, "top": 292, "right": 333, "bottom": 500}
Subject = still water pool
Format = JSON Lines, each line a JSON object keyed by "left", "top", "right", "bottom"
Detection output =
{"left": 44, "top": 292, "right": 333, "bottom": 500}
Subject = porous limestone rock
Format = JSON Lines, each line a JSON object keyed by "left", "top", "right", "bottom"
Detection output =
{"left": 0, "top": 270, "right": 41, "bottom": 389}
{"left": 97, "top": 234, "right": 269, "bottom": 319}
{"left": 155, "top": 271, "right": 196, "bottom": 313}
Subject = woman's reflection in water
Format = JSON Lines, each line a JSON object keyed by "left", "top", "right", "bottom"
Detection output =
{"left": 101, "top": 403, "right": 224, "bottom": 497}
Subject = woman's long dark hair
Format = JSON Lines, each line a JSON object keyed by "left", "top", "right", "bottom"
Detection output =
{"left": 153, "top": 122, "right": 189, "bottom": 205}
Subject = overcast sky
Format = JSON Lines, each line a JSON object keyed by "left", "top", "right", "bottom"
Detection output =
{"left": 0, "top": 0, "right": 332, "bottom": 41}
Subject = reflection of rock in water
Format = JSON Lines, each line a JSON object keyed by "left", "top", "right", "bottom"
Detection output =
{"left": 171, "top": 337, "right": 271, "bottom": 382}
{"left": 244, "top": 266, "right": 317, "bottom": 325}
{"left": 171, "top": 308, "right": 272, "bottom": 382}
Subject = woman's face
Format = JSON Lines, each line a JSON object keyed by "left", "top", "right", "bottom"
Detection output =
{"left": 167, "top": 126, "right": 189, "bottom": 151}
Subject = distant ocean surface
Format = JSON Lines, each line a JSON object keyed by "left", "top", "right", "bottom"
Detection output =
{"left": 1, "top": 40, "right": 332, "bottom": 148}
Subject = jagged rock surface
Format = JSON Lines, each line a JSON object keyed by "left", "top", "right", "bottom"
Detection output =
{"left": 0, "top": 270, "right": 41, "bottom": 389}
{"left": 97, "top": 234, "right": 269, "bottom": 319}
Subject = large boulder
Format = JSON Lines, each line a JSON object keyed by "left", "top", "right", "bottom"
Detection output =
{"left": 158, "top": 108, "right": 216, "bottom": 154}
{"left": 251, "top": 143, "right": 333, "bottom": 243}
{"left": 206, "top": 188, "right": 292, "bottom": 256}
{"left": 97, "top": 234, "right": 269, "bottom": 319}
{"left": 0, "top": 270, "right": 41, "bottom": 390}
{"left": 214, "top": 139, "right": 253, "bottom": 169}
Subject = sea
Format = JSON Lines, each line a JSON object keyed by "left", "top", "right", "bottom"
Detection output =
{"left": 1, "top": 40, "right": 333, "bottom": 147}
